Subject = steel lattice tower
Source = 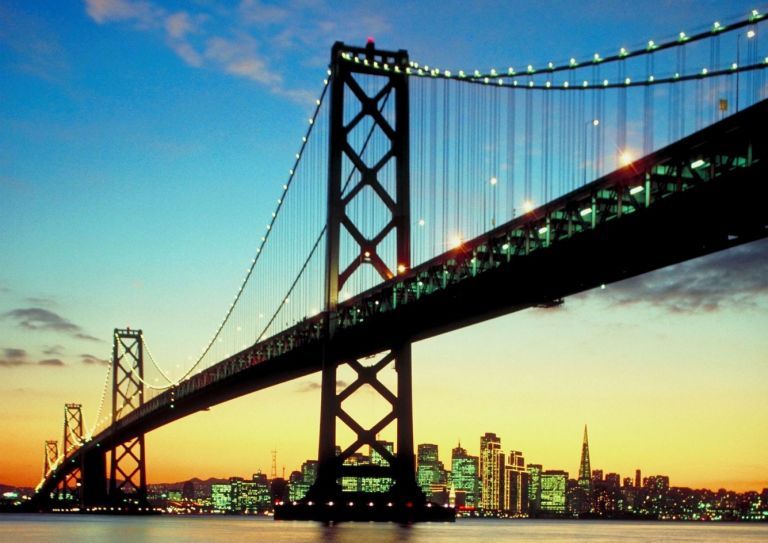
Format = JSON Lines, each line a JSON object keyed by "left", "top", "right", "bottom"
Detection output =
{"left": 43, "top": 440, "right": 58, "bottom": 478}
{"left": 61, "top": 403, "right": 83, "bottom": 500}
{"left": 110, "top": 328, "right": 148, "bottom": 505}
{"left": 311, "top": 40, "right": 422, "bottom": 510}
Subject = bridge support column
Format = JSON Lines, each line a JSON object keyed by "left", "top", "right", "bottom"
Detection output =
{"left": 81, "top": 447, "right": 107, "bottom": 508}
{"left": 277, "top": 41, "right": 451, "bottom": 522}
{"left": 109, "top": 329, "right": 148, "bottom": 508}
{"left": 60, "top": 403, "right": 83, "bottom": 503}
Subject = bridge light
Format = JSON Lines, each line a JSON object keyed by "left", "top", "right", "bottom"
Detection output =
{"left": 620, "top": 151, "right": 633, "bottom": 165}
{"left": 580, "top": 208, "right": 592, "bottom": 216}
{"left": 629, "top": 185, "right": 644, "bottom": 195}
{"left": 397, "top": 263, "right": 407, "bottom": 274}
{"left": 747, "top": 29, "right": 756, "bottom": 38}
{"left": 450, "top": 236, "right": 463, "bottom": 249}
{"left": 418, "top": 218, "right": 425, "bottom": 226}
{"left": 523, "top": 200, "right": 534, "bottom": 213}
{"left": 538, "top": 226, "right": 548, "bottom": 235}
{"left": 691, "top": 159, "right": 707, "bottom": 169}
{"left": 490, "top": 176, "right": 498, "bottom": 185}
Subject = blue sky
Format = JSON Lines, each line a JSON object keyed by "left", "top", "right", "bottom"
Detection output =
{"left": 1, "top": 0, "right": 767, "bottom": 489}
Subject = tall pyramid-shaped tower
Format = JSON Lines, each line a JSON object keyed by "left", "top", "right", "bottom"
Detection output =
{"left": 578, "top": 425, "right": 592, "bottom": 494}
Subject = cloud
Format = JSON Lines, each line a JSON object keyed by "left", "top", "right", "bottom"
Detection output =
{"left": 0, "top": 347, "right": 27, "bottom": 367}
{"left": 84, "top": 0, "right": 163, "bottom": 29}
{"left": 81, "top": 0, "right": 388, "bottom": 102}
{"left": 38, "top": 358, "right": 65, "bottom": 367}
{"left": 589, "top": 239, "right": 768, "bottom": 313}
{"left": 81, "top": 353, "right": 110, "bottom": 366}
{"left": 1, "top": 307, "right": 101, "bottom": 341}
{"left": 3, "top": 348, "right": 26, "bottom": 360}
{"left": 43, "top": 345, "right": 64, "bottom": 356}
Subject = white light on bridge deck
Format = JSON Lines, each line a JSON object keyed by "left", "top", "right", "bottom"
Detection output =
{"left": 691, "top": 159, "right": 706, "bottom": 169}
{"left": 580, "top": 208, "right": 592, "bottom": 216}
{"left": 620, "top": 151, "right": 633, "bottom": 166}
{"left": 523, "top": 200, "right": 534, "bottom": 213}
{"left": 629, "top": 185, "right": 644, "bottom": 195}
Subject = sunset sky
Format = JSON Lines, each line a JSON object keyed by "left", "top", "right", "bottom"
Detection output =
{"left": 1, "top": 0, "right": 766, "bottom": 492}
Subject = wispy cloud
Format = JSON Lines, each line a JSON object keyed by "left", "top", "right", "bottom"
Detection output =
{"left": 81, "top": 353, "right": 109, "bottom": 366}
{"left": 1, "top": 307, "right": 101, "bottom": 341}
{"left": 82, "top": 0, "right": 389, "bottom": 101}
{"left": 0, "top": 348, "right": 66, "bottom": 368}
{"left": 587, "top": 239, "right": 768, "bottom": 313}
{"left": 38, "top": 358, "right": 65, "bottom": 367}
{"left": 43, "top": 345, "right": 65, "bottom": 356}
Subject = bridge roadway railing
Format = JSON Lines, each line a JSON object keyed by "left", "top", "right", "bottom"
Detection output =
{"left": 37, "top": 99, "right": 765, "bottom": 502}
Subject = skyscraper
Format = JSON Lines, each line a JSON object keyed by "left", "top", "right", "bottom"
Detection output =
{"left": 451, "top": 442, "right": 479, "bottom": 509}
{"left": 503, "top": 450, "right": 528, "bottom": 515}
{"left": 527, "top": 464, "right": 542, "bottom": 514}
{"left": 480, "top": 432, "right": 504, "bottom": 513}
{"left": 540, "top": 470, "right": 568, "bottom": 514}
{"left": 578, "top": 425, "right": 592, "bottom": 496}
{"left": 416, "top": 443, "right": 446, "bottom": 497}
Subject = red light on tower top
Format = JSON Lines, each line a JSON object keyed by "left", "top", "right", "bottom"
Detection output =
{"left": 367, "top": 36, "right": 375, "bottom": 46}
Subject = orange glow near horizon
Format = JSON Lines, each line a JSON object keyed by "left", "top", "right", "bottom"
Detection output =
{"left": 2, "top": 288, "right": 767, "bottom": 494}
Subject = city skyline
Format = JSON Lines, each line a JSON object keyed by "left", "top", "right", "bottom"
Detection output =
{"left": 1, "top": 0, "right": 767, "bottom": 496}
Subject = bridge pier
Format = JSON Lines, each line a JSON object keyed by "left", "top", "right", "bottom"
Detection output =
{"left": 80, "top": 447, "right": 107, "bottom": 508}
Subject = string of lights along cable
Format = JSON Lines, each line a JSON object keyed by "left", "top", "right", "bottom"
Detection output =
{"left": 36, "top": 7, "right": 768, "bottom": 495}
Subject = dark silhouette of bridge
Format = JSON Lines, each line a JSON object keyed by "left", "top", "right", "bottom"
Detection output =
{"left": 29, "top": 12, "right": 768, "bottom": 521}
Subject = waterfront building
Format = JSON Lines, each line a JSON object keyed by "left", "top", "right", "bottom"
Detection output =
{"left": 451, "top": 442, "right": 479, "bottom": 509}
{"left": 363, "top": 441, "right": 394, "bottom": 493}
{"left": 577, "top": 426, "right": 592, "bottom": 500}
{"left": 527, "top": 463, "right": 542, "bottom": 514}
{"left": 479, "top": 432, "right": 504, "bottom": 513}
{"left": 211, "top": 484, "right": 231, "bottom": 512}
{"left": 503, "top": 450, "right": 528, "bottom": 515}
{"left": 540, "top": 470, "right": 568, "bottom": 514}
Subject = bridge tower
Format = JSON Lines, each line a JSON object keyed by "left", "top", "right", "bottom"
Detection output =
{"left": 61, "top": 403, "right": 83, "bottom": 501}
{"left": 294, "top": 41, "right": 444, "bottom": 522}
{"left": 43, "top": 440, "right": 58, "bottom": 478}
{"left": 109, "top": 328, "right": 148, "bottom": 507}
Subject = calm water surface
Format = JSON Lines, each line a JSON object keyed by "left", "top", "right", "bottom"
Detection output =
{"left": 2, "top": 514, "right": 767, "bottom": 542}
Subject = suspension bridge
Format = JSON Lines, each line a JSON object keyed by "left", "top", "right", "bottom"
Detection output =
{"left": 27, "top": 9, "right": 768, "bottom": 521}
